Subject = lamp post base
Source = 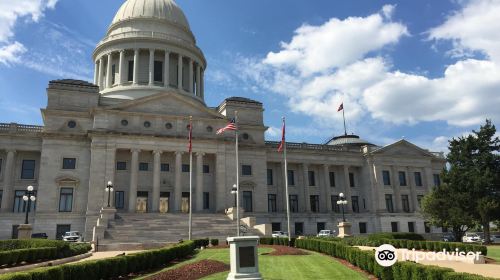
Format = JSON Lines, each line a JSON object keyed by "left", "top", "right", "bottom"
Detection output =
{"left": 18, "top": 224, "right": 33, "bottom": 240}
{"left": 337, "top": 222, "right": 352, "bottom": 238}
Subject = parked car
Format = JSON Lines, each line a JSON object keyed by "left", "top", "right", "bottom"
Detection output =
{"left": 317, "top": 230, "right": 335, "bottom": 237}
{"left": 462, "top": 233, "right": 481, "bottom": 243}
{"left": 31, "top": 233, "right": 48, "bottom": 239}
{"left": 62, "top": 231, "right": 83, "bottom": 242}
{"left": 271, "top": 231, "right": 288, "bottom": 238}
{"left": 442, "top": 233, "right": 455, "bottom": 242}
{"left": 490, "top": 234, "right": 500, "bottom": 243}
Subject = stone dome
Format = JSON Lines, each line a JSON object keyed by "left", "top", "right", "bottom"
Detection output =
{"left": 111, "top": 0, "right": 190, "bottom": 30}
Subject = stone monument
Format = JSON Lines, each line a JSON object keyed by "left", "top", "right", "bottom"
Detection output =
{"left": 337, "top": 222, "right": 352, "bottom": 238}
{"left": 17, "top": 224, "right": 33, "bottom": 239}
{"left": 227, "top": 236, "right": 263, "bottom": 280}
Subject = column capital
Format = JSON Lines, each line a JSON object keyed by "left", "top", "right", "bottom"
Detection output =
{"left": 195, "top": 152, "right": 205, "bottom": 157}
{"left": 119, "top": 49, "right": 125, "bottom": 53}
{"left": 107, "top": 52, "right": 113, "bottom": 57}
{"left": 175, "top": 151, "right": 184, "bottom": 156}
{"left": 165, "top": 49, "right": 170, "bottom": 54}
{"left": 6, "top": 149, "right": 16, "bottom": 154}
{"left": 149, "top": 48, "right": 155, "bottom": 53}
{"left": 153, "top": 150, "right": 163, "bottom": 156}
{"left": 131, "top": 148, "right": 141, "bottom": 154}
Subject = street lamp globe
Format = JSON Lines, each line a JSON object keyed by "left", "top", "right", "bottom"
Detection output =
{"left": 339, "top": 192, "right": 344, "bottom": 198}
{"left": 27, "top": 185, "right": 34, "bottom": 192}
{"left": 22, "top": 195, "right": 29, "bottom": 201}
{"left": 30, "top": 196, "right": 36, "bottom": 201}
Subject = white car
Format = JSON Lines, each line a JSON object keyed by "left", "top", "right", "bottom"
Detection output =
{"left": 271, "top": 231, "right": 288, "bottom": 238}
{"left": 317, "top": 230, "right": 335, "bottom": 237}
{"left": 62, "top": 231, "right": 83, "bottom": 242}
{"left": 462, "top": 233, "right": 481, "bottom": 243}
{"left": 489, "top": 234, "right": 500, "bottom": 243}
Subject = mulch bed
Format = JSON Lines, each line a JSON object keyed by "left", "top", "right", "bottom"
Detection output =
{"left": 260, "top": 245, "right": 309, "bottom": 256}
{"left": 145, "top": 260, "right": 229, "bottom": 280}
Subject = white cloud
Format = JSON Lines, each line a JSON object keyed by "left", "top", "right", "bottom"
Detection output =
{"left": 265, "top": 126, "right": 281, "bottom": 139}
{"left": 0, "top": 42, "right": 26, "bottom": 65}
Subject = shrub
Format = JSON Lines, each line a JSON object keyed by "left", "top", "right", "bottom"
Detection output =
{"left": 210, "top": 239, "right": 219, "bottom": 246}
{"left": 259, "top": 237, "right": 295, "bottom": 247}
{"left": 0, "top": 247, "right": 59, "bottom": 266}
{"left": 193, "top": 238, "right": 209, "bottom": 248}
{"left": 368, "top": 233, "right": 425, "bottom": 241}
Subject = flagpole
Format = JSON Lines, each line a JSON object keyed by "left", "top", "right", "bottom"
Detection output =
{"left": 235, "top": 111, "right": 240, "bottom": 237}
{"left": 282, "top": 117, "right": 292, "bottom": 246}
{"left": 188, "top": 116, "right": 193, "bottom": 241}
{"left": 342, "top": 104, "right": 347, "bottom": 136}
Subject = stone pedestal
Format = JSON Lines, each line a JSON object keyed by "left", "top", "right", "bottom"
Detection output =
{"left": 17, "top": 224, "right": 33, "bottom": 240}
{"left": 337, "top": 222, "right": 352, "bottom": 238}
{"left": 225, "top": 207, "right": 245, "bottom": 221}
{"left": 227, "top": 236, "right": 262, "bottom": 280}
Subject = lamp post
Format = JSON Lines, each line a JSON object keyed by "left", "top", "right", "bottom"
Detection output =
{"left": 336, "top": 192, "right": 348, "bottom": 223}
{"left": 105, "top": 181, "right": 114, "bottom": 208}
{"left": 22, "top": 185, "right": 36, "bottom": 225}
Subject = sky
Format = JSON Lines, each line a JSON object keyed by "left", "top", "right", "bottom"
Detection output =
{"left": 0, "top": 0, "right": 499, "bottom": 152}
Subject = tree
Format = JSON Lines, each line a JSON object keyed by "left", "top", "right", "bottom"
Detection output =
{"left": 421, "top": 120, "right": 500, "bottom": 243}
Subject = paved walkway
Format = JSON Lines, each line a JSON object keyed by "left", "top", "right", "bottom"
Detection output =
{"left": 356, "top": 246, "right": 500, "bottom": 278}
{"left": 74, "top": 250, "right": 144, "bottom": 263}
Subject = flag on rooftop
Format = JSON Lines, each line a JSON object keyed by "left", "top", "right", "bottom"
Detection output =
{"left": 216, "top": 119, "right": 237, "bottom": 134}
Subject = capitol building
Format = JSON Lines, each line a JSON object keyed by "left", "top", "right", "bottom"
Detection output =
{"left": 0, "top": 0, "right": 446, "bottom": 245}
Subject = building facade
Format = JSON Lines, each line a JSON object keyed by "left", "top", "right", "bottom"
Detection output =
{"left": 0, "top": 0, "right": 446, "bottom": 241}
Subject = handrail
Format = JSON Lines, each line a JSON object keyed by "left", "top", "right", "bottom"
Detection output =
{"left": 0, "top": 123, "right": 43, "bottom": 134}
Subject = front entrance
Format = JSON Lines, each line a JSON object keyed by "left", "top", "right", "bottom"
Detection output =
{"left": 243, "top": 191, "right": 253, "bottom": 212}
{"left": 181, "top": 192, "right": 190, "bottom": 213}
{"left": 136, "top": 191, "right": 148, "bottom": 213}
{"left": 159, "top": 192, "right": 170, "bottom": 213}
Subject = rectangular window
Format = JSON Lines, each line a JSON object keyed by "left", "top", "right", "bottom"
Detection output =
{"left": 128, "top": 61, "right": 134, "bottom": 81}
{"left": 21, "top": 160, "right": 35, "bottom": 179}
{"left": 331, "top": 195, "right": 340, "bottom": 212}
{"left": 182, "top": 164, "right": 190, "bottom": 172}
{"left": 0, "top": 190, "right": 2, "bottom": 209}
{"left": 287, "top": 170, "right": 295, "bottom": 185}
{"left": 242, "top": 165, "right": 252, "bottom": 176}
{"left": 111, "top": 64, "right": 116, "bottom": 84}
{"left": 385, "top": 194, "right": 394, "bottom": 213}
{"left": 203, "top": 165, "right": 210, "bottom": 174}
{"left": 349, "top": 172, "right": 355, "bottom": 187}
{"left": 267, "top": 169, "right": 273, "bottom": 185}
{"left": 317, "top": 222, "right": 325, "bottom": 233}
{"left": 59, "top": 188, "right": 73, "bottom": 212}
{"left": 56, "top": 224, "right": 71, "bottom": 240}
{"left": 351, "top": 196, "right": 359, "bottom": 213}
{"left": 139, "top": 162, "right": 149, "bottom": 171}
{"left": 116, "top": 161, "right": 127, "bottom": 170}
{"left": 13, "top": 190, "right": 24, "bottom": 213}
{"left": 402, "top": 195, "right": 410, "bottom": 212}
{"left": 308, "top": 171, "right": 316, "bottom": 186}
{"left": 417, "top": 195, "right": 424, "bottom": 208}
{"left": 289, "top": 195, "right": 298, "bottom": 213}
{"left": 272, "top": 222, "right": 281, "bottom": 232}
{"left": 295, "top": 222, "right": 304, "bottom": 236}
{"left": 203, "top": 192, "right": 210, "bottom": 209}
{"left": 154, "top": 61, "right": 163, "bottom": 82}
{"left": 433, "top": 174, "right": 441, "bottom": 186}
{"left": 399, "top": 171, "right": 407, "bottom": 186}
{"left": 242, "top": 191, "right": 253, "bottom": 212}
{"left": 115, "top": 191, "right": 125, "bottom": 209}
{"left": 391, "top": 222, "right": 399, "bottom": 233}
{"left": 329, "top": 172, "right": 335, "bottom": 187}
{"left": 359, "top": 222, "right": 367, "bottom": 234}
{"left": 424, "top": 222, "right": 431, "bottom": 233}
{"left": 310, "top": 195, "right": 319, "bottom": 213}
{"left": 408, "top": 222, "right": 415, "bottom": 233}
{"left": 0, "top": 158, "right": 2, "bottom": 174}
{"left": 414, "top": 172, "right": 423, "bottom": 186}
{"left": 62, "top": 158, "right": 76, "bottom": 170}
{"left": 268, "top": 194, "right": 277, "bottom": 212}
{"left": 11, "top": 225, "right": 19, "bottom": 239}
{"left": 382, "top": 170, "right": 391, "bottom": 185}
{"left": 161, "top": 163, "right": 169, "bottom": 172}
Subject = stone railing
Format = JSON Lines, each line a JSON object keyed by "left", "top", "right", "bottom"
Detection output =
{"left": 99, "top": 31, "right": 198, "bottom": 50}
{"left": 265, "top": 141, "right": 347, "bottom": 152}
{"left": 0, "top": 123, "right": 43, "bottom": 134}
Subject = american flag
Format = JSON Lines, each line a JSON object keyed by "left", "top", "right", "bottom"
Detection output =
{"left": 278, "top": 117, "right": 286, "bottom": 152}
{"left": 337, "top": 103, "right": 344, "bottom": 112}
{"left": 187, "top": 118, "right": 193, "bottom": 153}
{"left": 216, "top": 119, "right": 237, "bottom": 135}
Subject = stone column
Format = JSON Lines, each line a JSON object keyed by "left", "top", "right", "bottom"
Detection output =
{"left": 133, "top": 49, "right": 139, "bottom": 85}
{"left": 152, "top": 150, "right": 162, "bottom": 212}
{"left": 118, "top": 50, "right": 125, "bottom": 85}
{"left": 215, "top": 152, "right": 227, "bottom": 212}
{"left": 177, "top": 54, "right": 183, "bottom": 90}
{"left": 106, "top": 53, "right": 113, "bottom": 88}
{"left": 423, "top": 167, "right": 434, "bottom": 192}
{"left": 343, "top": 165, "right": 352, "bottom": 213}
{"left": 1, "top": 150, "right": 16, "bottom": 212}
{"left": 391, "top": 166, "right": 402, "bottom": 212}
{"left": 188, "top": 58, "right": 194, "bottom": 93}
{"left": 200, "top": 69, "right": 204, "bottom": 98}
{"left": 196, "top": 64, "right": 201, "bottom": 96}
{"left": 196, "top": 152, "right": 204, "bottom": 211}
{"left": 322, "top": 164, "right": 331, "bottom": 213}
{"left": 98, "top": 57, "right": 104, "bottom": 90}
{"left": 94, "top": 62, "right": 99, "bottom": 85}
{"left": 407, "top": 167, "right": 418, "bottom": 212}
{"left": 128, "top": 149, "right": 140, "bottom": 212}
{"left": 149, "top": 49, "right": 155, "bottom": 86}
{"left": 174, "top": 151, "right": 183, "bottom": 212}
{"left": 302, "top": 164, "right": 310, "bottom": 212}
{"left": 104, "top": 146, "right": 116, "bottom": 207}
{"left": 164, "top": 50, "right": 170, "bottom": 87}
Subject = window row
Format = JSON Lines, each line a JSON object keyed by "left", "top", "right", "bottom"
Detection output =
{"left": 116, "top": 161, "right": 210, "bottom": 173}
{"left": 266, "top": 169, "right": 355, "bottom": 187}
{"left": 267, "top": 194, "right": 365, "bottom": 213}
{"left": 382, "top": 170, "right": 441, "bottom": 187}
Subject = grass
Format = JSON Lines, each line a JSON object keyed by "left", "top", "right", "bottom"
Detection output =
{"left": 136, "top": 247, "right": 368, "bottom": 280}
{"left": 487, "top": 245, "right": 500, "bottom": 262}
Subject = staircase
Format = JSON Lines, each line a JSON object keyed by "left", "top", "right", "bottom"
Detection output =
{"left": 97, "top": 213, "right": 261, "bottom": 251}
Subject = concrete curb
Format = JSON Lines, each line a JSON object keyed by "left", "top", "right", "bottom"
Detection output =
{"left": 0, "top": 252, "right": 93, "bottom": 274}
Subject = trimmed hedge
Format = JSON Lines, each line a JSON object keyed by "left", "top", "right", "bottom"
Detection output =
{"left": 260, "top": 237, "right": 296, "bottom": 247}
{"left": 0, "top": 247, "right": 57, "bottom": 266}
{"left": 193, "top": 238, "right": 209, "bottom": 248}
{"left": 295, "top": 238, "right": 495, "bottom": 280}
{"left": 210, "top": 239, "right": 219, "bottom": 246}
{"left": 0, "top": 241, "right": 195, "bottom": 280}
{"left": 367, "top": 232, "right": 425, "bottom": 241}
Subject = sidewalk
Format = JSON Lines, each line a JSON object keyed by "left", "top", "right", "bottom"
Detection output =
{"left": 74, "top": 250, "right": 144, "bottom": 263}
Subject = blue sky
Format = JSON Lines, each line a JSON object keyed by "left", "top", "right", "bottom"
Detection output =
{"left": 1, "top": 0, "right": 499, "bottom": 152}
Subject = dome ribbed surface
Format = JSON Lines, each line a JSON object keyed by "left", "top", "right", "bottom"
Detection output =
{"left": 112, "top": 0, "right": 190, "bottom": 29}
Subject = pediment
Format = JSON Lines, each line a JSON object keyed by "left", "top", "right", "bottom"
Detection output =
{"left": 104, "top": 91, "right": 224, "bottom": 119}
{"left": 371, "top": 140, "right": 435, "bottom": 158}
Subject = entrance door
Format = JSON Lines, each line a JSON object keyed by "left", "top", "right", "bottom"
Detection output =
{"left": 159, "top": 192, "right": 170, "bottom": 213}
{"left": 136, "top": 191, "right": 148, "bottom": 213}
{"left": 243, "top": 191, "right": 253, "bottom": 212}
{"left": 181, "top": 192, "right": 190, "bottom": 213}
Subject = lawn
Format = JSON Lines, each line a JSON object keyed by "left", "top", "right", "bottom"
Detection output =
{"left": 487, "top": 246, "right": 500, "bottom": 262}
{"left": 137, "top": 247, "right": 368, "bottom": 280}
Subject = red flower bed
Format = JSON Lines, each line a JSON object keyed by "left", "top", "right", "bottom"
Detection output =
{"left": 261, "top": 245, "right": 309, "bottom": 256}
{"left": 145, "top": 260, "right": 229, "bottom": 280}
